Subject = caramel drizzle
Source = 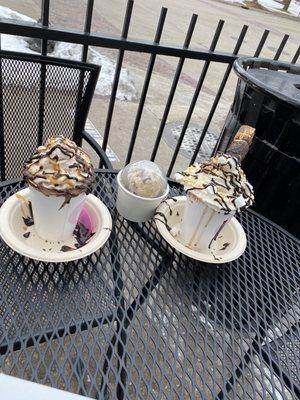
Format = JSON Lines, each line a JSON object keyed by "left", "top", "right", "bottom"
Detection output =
{"left": 24, "top": 139, "right": 95, "bottom": 208}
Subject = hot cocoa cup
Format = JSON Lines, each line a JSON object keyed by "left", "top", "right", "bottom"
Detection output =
{"left": 175, "top": 154, "right": 254, "bottom": 250}
{"left": 23, "top": 136, "right": 95, "bottom": 241}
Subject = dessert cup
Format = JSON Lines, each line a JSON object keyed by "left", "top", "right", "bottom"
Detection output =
{"left": 23, "top": 136, "right": 95, "bottom": 242}
{"left": 29, "top": 186, "right": 86, "bottom": 241}
{"left": 117, "top": 170, "right": 169, "bottom": 223}
{"left": 175, "top": 153, "right": 254, "bottom": 250}
{"left": 180, "top": 192, "right": 233, "bottom": 250}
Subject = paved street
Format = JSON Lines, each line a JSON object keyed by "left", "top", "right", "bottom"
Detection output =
{"left": 2, "top": 0, "right": 299, "bottom": 173}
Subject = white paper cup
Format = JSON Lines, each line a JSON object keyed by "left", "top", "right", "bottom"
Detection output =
{"left": 116, "top": 170, "right": 169, "bottom": 223}
{"left": 29, "top": 186, "right": 86, "bottom": 241}
{"left": 180, "top": 193, "right": 234, "bottom": 250}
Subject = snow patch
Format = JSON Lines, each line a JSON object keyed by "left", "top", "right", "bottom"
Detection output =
{"left": 0, "top": 6, "right": 138, "bottom": 101}
{"left": 0, "top": 5, "right": 35, "bottom": 22}
{"left": 259, "top": 0, "right": 300, "bottom": 15}
{"left": 222, "top": 0, "right": 300, "bottom": 16}
{"left": 223, "top": 0, "right": 245, "bottom": 4}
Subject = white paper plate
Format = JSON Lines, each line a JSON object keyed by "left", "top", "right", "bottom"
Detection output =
{"left": 155, "top": 196, "right": 247, "bottom": 264}
{"left": 0, "top": 188, "right": 112, "bottom": 263}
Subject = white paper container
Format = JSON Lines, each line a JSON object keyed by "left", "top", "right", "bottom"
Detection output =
{"left": 180, "top": 193, "right": 234, "bottom": 250}
{"left": 0, "top": 188, "right": 112, "bottom": 263}
{"left": 155, "top": 196, "right": 246, "bottom": 264}
{"left": 116, "top": 170, "right": 169, "bottom": 223}
{"left": 29, "top": 186, "right": 86, "bottom": 241}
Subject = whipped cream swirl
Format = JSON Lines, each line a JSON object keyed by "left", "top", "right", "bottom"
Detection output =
{"left": 24, "top": 136, "right": 95, "bottom": 200}
{"left": 175, "top": 153, "right": 254, "bottom": 214}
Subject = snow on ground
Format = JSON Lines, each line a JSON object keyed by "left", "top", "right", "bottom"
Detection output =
{"left": 288, "top": 0, "right": 300, "bottom": 15}
{"left": 0, "top": 6, "right": 138, "bottom": 101}
{"left": 259, "top": 0, "right": 283, "bottom": 10}
{"left": 53, "top": 42, "right": 137, "bottom": 100}
{"left": 223, "top": 0, "right": 245, "bottom": 4}
{"left": 223, "top": 0, "right": 300, "bottom": 16}
{"left": 260, "top": 0, "right": 300, "bottom": 16}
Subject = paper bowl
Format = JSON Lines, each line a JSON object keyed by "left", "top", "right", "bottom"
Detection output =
{"left": 155, "top": 196, "right": 247, "bottom": 264}
{"left": 0, "top": 188, "right": 112, "bottom": 263}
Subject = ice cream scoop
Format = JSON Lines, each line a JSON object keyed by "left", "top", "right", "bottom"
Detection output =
{"left": 117, "top": 161, "right": 169, "bottom": 222}
{"left": 121, "top": 160, "right": 167, "bottom": 198}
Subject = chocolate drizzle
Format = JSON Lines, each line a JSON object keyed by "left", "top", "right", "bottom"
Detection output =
{"left": 22, "top": 201, "right": 34, "bottom": 226}
{"left": 60, "top": 222, "right": 95, "bottom": 252}
{"left": 211, "top": 252, "right": 222, "bottom": 261}
{"left": 176, "top": 153, "right": 254, "bottom": 213}
{"left": 161, "top": 200, "right": 173, "bottom": 216}
{"left": 23, "top": 136, "right": 95, "bottom": 208}
{"left": 220, "top": 242, "right": 230, "bottom": 251}
{"left": 61, "top": 245, "right": 75, "bottom": 252}
{"left": 208, "top": 219, "right": 229, "bottom": 249}
{"left": 154, "top": 212, "right": 172, "bottom": 232}
{"left": 23, "top": 216, "right": 34, "bottom": 227}
{"left": 73, "top": 222, "right": 95, "bottom": 247}
{"left": 59, "top": 193, "right": 72, "bottom": 210}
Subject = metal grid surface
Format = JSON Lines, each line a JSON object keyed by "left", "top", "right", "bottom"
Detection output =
{"left": 0, "top": 52, "right": 99, "bottom": 180}
{"left": 0, "top": 171, "right": 299, "bottom": 399}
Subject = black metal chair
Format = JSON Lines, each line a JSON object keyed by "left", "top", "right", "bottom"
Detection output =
{"left": 0, "top": 50, "right": 112, "bottom": 181}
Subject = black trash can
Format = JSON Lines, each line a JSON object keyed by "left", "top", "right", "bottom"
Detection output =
{"left": 219, "top": 57, "right": 300, "bottom": 238}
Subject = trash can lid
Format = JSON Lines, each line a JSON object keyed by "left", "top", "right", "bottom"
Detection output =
{"left": 234, "top": 57, "right": 300, "bottom": 109}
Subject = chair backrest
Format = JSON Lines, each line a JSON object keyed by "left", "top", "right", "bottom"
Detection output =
{"left": 0, "top": 51, "right": 100, "bottom": 180}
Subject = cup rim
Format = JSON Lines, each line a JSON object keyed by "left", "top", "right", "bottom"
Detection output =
{"left": 117, "top": 170, "right": 169, "bottom": 201}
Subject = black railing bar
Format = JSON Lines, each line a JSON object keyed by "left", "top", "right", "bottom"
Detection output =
{"left": 291, "top": 46, "right": 300, "bottom": 64}
{"left": 37, "top": 0, "right": 50, "bottom": 146}
{"left": 190, "top": 24, "right": 248, "bottom": 166}
{"left": 150, "top": 13, "right": 198, "bottom": 162}
{"left": 125, "top": 7, "right": 167, "bottom": 165}
{"left": 273, "top": 34, "right": 289, "bottom": 61}
{"left": 76, "top": 0, "right": 95, "bottom": 143}
{"left": 212, "top": 28, "right": 271, "bottom": 156}
{"left": 41, "top": 0, "right": 50, "bottom": 56}
{"left": 166, "top": 20, "right": 224, "bottom": 176}
{"left": 82, "top": 0, "right": 94, "bottom": 62}
{"left": 101, "top": 0, "right": 133, "bottom": 155}
{"left": 0, "top": 19, "right": 239, "bottom": 64}
{"left": 254, "top": 29, "right": 270, "bottom": 57}
{"left": 0, "top": 50, "right": 5, "bottom": 180}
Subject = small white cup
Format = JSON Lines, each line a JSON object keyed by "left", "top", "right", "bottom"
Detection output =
{"left": 116, "top": 170, "right": 169, "bottom": 223}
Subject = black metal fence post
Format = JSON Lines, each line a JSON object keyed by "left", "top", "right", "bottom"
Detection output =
{"left": 101, "top": 0, "right": 134, "bottom": 156}
{"left": 150, "top": 13, "right": 198, "bottom": 162}
{"left": 125, "top": 7, "right": 167, "bottom": 165}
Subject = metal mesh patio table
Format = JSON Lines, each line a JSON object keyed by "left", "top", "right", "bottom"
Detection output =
{"left": 0, "top": 171, "right": 299, "bottom": 399}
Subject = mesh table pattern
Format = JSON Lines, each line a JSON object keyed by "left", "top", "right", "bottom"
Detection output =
{"left": 0, "top": 171, "right": 299, "bottom": 399}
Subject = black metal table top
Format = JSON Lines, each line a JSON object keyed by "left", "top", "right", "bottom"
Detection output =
{"left": 0, "top": 171, "right": 299, "bottom": 400}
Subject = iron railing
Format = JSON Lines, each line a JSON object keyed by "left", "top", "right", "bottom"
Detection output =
{"left": 0, "top": 0, "right": 299, "bottom": 176}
